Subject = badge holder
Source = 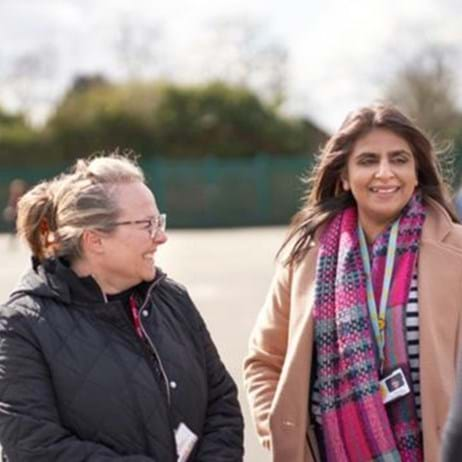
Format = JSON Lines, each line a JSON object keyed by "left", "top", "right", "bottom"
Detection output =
{"left": 380, "top": 367, "right": 410, "bottom": 404}
{"left": 175, "top": 422, "right": 198, "bottom": 462}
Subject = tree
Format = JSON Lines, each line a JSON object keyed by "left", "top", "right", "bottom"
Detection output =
{"left": 45, "top": 80, "right": 327, "bottom": 160}
{"left": 199, "top": 17, "right": 289, "bottom": 107}
{"left": 0, "top": 107, "right": 26, "bottom": 127}
{"left": 113, "top": 17, "right": 165, "bottom": 81}
{"left": 0, "top": 105, "right": 52, "bottom": 166}
{"left": 1, "top": 45, "right": 58, "bottom": 120}
{"left": 45, "top": 82, "right": 159, "bottom": 161}
{"left": 69, "top": 74, "right": 110, "bottom": 94}
{"left": 385, "top": 45, "right": 462, "bottom": 140}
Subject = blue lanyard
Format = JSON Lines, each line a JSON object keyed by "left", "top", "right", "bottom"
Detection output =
{"left": 358, "top": 219, "right": 399, "bottom": 371}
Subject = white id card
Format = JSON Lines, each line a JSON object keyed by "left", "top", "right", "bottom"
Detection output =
{"left": 175, "top": 422, "right": 198, "bottom": 462}
{"left": 380, "top": 367, "right": 410, "bottom": 404}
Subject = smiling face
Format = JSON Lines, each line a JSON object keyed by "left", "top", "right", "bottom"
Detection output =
{"left": 96, "top": 181, "right": 168, "bottom": 293}
{"left": 342, "top": 128, "right": 418, "bottom": 241}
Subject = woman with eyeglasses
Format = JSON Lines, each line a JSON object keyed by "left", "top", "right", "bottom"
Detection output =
{"left": 0, "top": 154, "right": 243, "bottom": 461}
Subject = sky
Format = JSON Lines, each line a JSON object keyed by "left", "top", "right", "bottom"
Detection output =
{"left": 0, "top": 0, "right": 461, "bottom": 132}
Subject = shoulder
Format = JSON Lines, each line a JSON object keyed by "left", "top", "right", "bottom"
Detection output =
{"left": 438, "top": 225, "right": 462, "bottom": 265}
{"left": 0, "top": 267, "right": 64, "bottom": 333}
{"left": 1, "top": 292, "right": 43, "bottom": 319}
{"left": 155, "top": 276, "right": 202, "bottom": 323}
{"left": 158, "top": 276, "right": 190, "bottom": 303}
{"left": 0, "top": 294, "right": 46, "bottom": 340}
{"left": 445, "top": 222, "right": 462, "bottom": 246}
{"left": 284, "top": 227, "right": 323, "bottom": 282}
{"left": 423, "top": 199, "right": 462, "bottom": 255}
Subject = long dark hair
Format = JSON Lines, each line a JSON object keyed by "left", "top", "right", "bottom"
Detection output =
{"left": 279, "top": 103, "right": 458, "bottom": 265}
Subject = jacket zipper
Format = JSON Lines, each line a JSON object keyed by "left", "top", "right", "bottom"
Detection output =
{"left": 136, "top": 276, "right": 179, "bottom": 459}
{"left": 98, "top": 273, "right": 172, "bottom": 404}
{"left": 136, "top": 275, "right": 172, "bottom": 405}
{"left": 72, "top": 272, "right": 177, "bottom": 458}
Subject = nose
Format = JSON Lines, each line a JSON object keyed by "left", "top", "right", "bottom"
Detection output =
{"left": 153, "top": 229, "right": 168, "bottom": 244}
{"left": 375, "top": 159, "right": 394, "bottom": 179}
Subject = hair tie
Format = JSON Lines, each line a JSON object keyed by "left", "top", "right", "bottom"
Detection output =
{"left": 40, "top": 218, "right": 49, "bottom": 235}
{"left": 40, "top": 218, "right": 57, "bottom": 247}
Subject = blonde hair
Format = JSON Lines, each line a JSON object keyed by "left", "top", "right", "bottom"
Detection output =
{"left": 17, "top": 153, "right": 145, "bottom": 262}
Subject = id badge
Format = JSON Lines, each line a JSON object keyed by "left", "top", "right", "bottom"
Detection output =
{"left": 175, "top": 422, "right": 198, "bottom": 462}
{"left": 380, "top": 367, "right": 410, "bottom": 404}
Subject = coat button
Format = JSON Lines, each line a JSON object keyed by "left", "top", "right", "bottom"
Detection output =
{"left": 170, "top": 381, "right": 177, "bottom": 389}
{"left": 142, "top": 310, "right": 149, "bottom": 317}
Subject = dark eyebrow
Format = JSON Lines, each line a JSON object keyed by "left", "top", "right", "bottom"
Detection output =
{"left": 354, "top": 151, "right": 378, "bottom": 159}
{"left": 353, "top": 149, "right": 412, "bottom": 159}
{"left": 389, "top": 149, "right": 412, "bottom": 157}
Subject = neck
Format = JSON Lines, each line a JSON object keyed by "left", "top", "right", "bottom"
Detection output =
{"left": 71, "top": 259, "right": 124, "bottom": 295}
{"left": 358, "top": 214, "right": 397, "bottom": 245}
{"left": 360, "top": 223, "right": 386, "bottom": 245}
{"left": 71, "top": 258, "right": 92, "bottom": 280}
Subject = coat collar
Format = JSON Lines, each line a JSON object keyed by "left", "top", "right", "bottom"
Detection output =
{"left": 422, "top": 197, "right": 455, "bottom": 243}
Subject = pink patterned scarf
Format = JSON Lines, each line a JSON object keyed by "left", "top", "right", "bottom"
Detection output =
{"left": 313, "top": 193, "right": 425, "bottom": 461}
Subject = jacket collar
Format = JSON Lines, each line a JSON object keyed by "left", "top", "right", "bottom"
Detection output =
{"left": 11, "top": 257, "right": 166, "bottom": 307}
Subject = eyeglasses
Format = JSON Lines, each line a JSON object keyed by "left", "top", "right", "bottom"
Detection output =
{"left": 111, "top": 213, "right": 167, "bottom": 238}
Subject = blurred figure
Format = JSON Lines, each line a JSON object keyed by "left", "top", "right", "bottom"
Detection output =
{"left": 2, "top": 178, "right": 27, "bottom": 243}
{"left": 453, "top": 178, "right": 462, "bottom": 220}
{"left": 244, "top": 104, "right": 462, "bottom": 461}
{"left": 0, "top": 154, "right": 243, "bottom": 461}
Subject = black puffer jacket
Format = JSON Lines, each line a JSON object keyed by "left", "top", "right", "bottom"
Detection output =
{"left": 0, "top": 259, "right": 243, "bottom": 461}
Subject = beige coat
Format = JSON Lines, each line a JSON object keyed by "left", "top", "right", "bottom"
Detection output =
{"left": 244, "top": 200, "right": 462, "bottom": 462}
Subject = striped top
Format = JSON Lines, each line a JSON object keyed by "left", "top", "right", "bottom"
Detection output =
{"left": 311, "top": 271, "right": 421, "bottom": 423}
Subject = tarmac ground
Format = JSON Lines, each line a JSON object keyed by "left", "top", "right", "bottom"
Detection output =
{"left": 0, "top": 227, "right": 287, "bottom": 461}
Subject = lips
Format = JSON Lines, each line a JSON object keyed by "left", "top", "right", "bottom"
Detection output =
{"left": 143, "top": 251, "right": 156, "bottom": 261}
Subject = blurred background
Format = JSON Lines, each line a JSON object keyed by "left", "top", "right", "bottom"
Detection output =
{"left": 1, "top": 0, "right": 462, "bottom": 460}
{"left": 1, "top": 0, "right": 462, "bottom": 229}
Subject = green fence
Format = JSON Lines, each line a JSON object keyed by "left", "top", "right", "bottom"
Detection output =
{"left": 0, "top": 154, "right": 313, "bottom": 230}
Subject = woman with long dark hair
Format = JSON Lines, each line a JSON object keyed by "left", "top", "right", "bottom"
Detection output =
{"left": 244, "top": 104, "right": 462, "bottom": 461}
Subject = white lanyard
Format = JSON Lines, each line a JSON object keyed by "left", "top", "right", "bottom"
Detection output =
{"left": 358, "top": 219, "right": 399, "bottom": 371}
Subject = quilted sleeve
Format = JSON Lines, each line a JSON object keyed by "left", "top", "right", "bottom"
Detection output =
{"left": 186, "top": 296, "right": 244, "bottom": 462}
{"left": 0, "top": 310, "right": 156, "bottom": 462}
